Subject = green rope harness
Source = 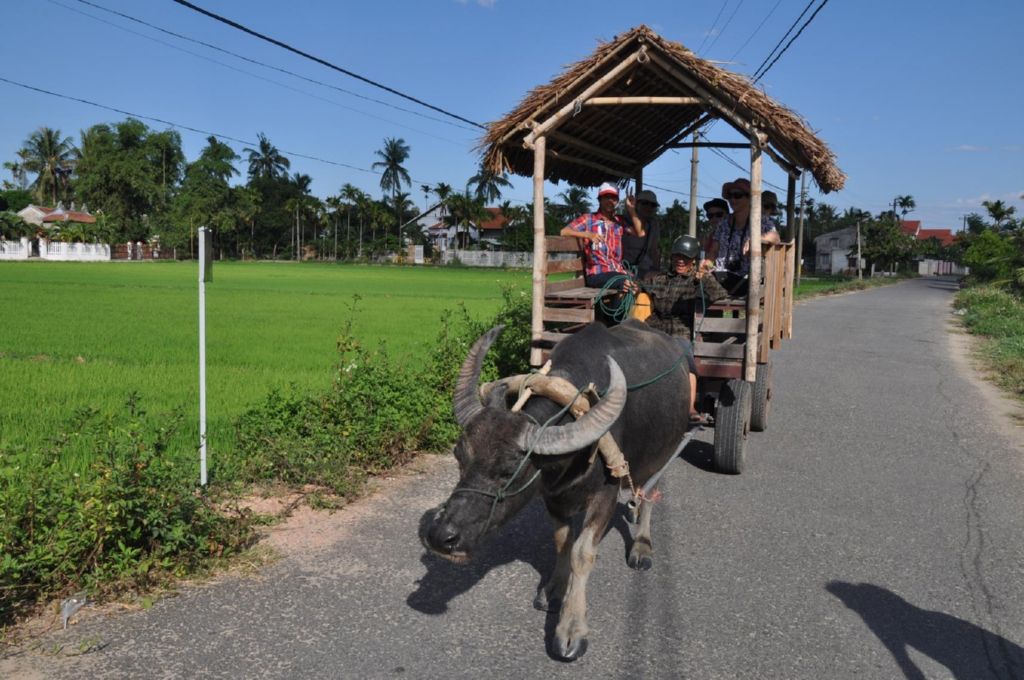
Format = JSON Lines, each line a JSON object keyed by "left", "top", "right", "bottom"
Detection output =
{"left": 595, "top": 270, "right": 638, "bottom": 323}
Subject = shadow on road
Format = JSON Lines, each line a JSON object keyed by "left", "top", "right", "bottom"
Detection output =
{"left": 407, "top": 498, "right": 553, "bottom": 616}
{"left": 827, "top": 581, "right": 1024, "bottom": 680}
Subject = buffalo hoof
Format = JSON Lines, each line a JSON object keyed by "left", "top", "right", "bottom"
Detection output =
{"left": 533, "top": 590, "right": 560, "bottom": 612}
{"left": 552, "top": 635, "right": 588, "bottom": 661}
{"left": 627, "top": 553, "right": 653, "bottom": 571}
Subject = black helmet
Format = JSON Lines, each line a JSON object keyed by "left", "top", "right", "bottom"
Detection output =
{"left": 670, "top": 235, "right": 700, "bottom": 259}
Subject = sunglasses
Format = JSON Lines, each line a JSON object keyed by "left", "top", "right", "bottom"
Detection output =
{"left": 707, "top": 211, "right": 725, "bottom": 218}
{"left": 638, "top": 200, "right": 657, "bottom": 207}
{"left": 728, "top": 191, "right": 749, "bottom": 199}
{"left": 764, "top": 204, "right": 778, "bottom": 211}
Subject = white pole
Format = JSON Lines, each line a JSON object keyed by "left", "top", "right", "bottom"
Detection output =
{"left": 198, "top": 227, "right": 210, "bottom": 486}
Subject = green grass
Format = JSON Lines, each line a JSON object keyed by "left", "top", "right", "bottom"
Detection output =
{"left": 0, "top": 261, "right": 529, "bottom": 465}
{"left": 793, "top": 274, "right": 912, "bottom": 298}
{"left": 955, "top": 285, "right": 1024, "bottom": 398}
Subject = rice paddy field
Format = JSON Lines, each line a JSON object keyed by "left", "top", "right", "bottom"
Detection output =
{"left": 0, "top": 261, "right": 529, "bottom": 462}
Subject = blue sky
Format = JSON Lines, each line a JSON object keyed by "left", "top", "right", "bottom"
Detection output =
{"left": 2, "top": 0, "right": 1021, "bottom": 230}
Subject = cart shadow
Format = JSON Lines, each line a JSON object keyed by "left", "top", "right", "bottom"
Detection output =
{"left": 677, "top": 437, "right": 718, "bottom": 473}
{"left": 827, "top": 580, "right": 1024, "bottom": 679}
{"left": 407, "top": 497, "right": 554, "bottom": 616}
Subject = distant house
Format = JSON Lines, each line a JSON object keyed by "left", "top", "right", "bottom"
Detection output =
{"left": 813, "top": 226, "right": 858, "bottom": 274}
{"left": 17, "top": 202, "right": 97, "bottom": 231}
{"left": 413, "top": 203, "right": 509, "bottom": 252}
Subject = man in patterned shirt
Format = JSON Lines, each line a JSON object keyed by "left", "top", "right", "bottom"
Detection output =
{"left": 559, "top": 182, "right": 644, "bottom": 294}
{"left": 645, "top": 235, "right": 729, "bottom": 420}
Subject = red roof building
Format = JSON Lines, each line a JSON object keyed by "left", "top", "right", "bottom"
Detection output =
{"left": 917, "top": 228, "right": 955, "bottom": 247}
{"left": 899, "top": 220, "right": 921, "bottom": 237}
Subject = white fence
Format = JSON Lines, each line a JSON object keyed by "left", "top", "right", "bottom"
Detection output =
{"left": 0, "top": 238, "right": 112, "bottom": 261}
{"left": 0, "top": 237, "right": 29, "bottom": 260}
{"left": 39, "top": 239, "right": 110, "bottom": 261}
{"left": 442, "top": 250, "right": 533, "bottom": 268}
{"left": 918, "top": 259, "right": 968, "bottom": 276}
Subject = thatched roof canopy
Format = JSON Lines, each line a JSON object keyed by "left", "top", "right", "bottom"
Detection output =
{"left": 480, "top": 25, "right": 845, "bottom": 193}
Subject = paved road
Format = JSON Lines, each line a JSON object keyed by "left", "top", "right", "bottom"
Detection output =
{"left": 13, "top": 277, "right": 1024, "bottom": 679}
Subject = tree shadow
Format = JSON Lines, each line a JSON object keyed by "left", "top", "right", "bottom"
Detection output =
{"left": 407, "top": 497, "right": 554, "bottom": 616}
{"left": 827, "top": 581, "right": 1024, "bottom": 680}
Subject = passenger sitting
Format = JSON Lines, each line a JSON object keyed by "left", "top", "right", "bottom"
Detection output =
{"left": 644, "top": 235, "right": 729, "bottom": 421}
{"left": 559, "top": 182, "right": 643, "bottom": 298}
{"left": 705, "top": 178, "right": 780, "bottom": 296}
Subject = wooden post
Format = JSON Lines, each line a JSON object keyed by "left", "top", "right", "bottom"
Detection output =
{"left": 796, "top": 173, "right": 807, "bottom": 286}
{"left": 745, "top": 137, "right": 764, "bottom": 383}
{"left": 688, "top": 133, "right": 699, "bottom": 238}
{"left": 530, "top": 136, "right": 547, "bottom": 367}
{"left": 635, "top": 166, "right": 643, "bottom": 193}
{"left": 785, "top": 174, "right": 796, "bottom": 242}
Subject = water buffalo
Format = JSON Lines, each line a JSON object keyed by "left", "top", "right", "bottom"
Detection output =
{"left": 421, "top": 319, "right": 690, "bottom": 660}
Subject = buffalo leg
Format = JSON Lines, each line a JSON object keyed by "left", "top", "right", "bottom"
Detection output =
{"left": 534, "top": 515, "right": 572, "bottom": 612}
{"left": 552, "top": 490, "right": 616, "bottom": 660}
{"left": 627, "top": 494, "right": 654, "bottom": 571}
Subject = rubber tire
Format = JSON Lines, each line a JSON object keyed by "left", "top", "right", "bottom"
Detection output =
{"left": 713, "top": 379, "right": 752, "bottom": 474}
{"left": 750, "top": 362, "right": 773, "bottom": 432}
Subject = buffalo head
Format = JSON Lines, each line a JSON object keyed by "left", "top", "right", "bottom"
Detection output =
{"left": 421, "top": 326, "right": 626, "bottom": 562}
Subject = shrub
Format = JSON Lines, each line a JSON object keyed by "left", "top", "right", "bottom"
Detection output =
{"left": 230, "top": 286, "right": 532, "bottom": 494}
{"left": 0, "top": 396, "right": 256, "bottom": 625}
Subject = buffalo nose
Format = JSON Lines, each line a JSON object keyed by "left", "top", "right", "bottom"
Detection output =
{"left": 429, "top": 521, "right": 461, "bottom": 553}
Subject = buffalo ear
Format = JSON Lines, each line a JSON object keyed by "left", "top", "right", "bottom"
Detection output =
{"left": 484, "top": 383, "right": 510, "bottom": 410}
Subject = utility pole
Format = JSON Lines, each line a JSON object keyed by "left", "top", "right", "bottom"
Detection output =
{"left": 197, "top": 227, "right": 212, "bottom": 486}
{"left": 856, "top": 219, "right": 863, "bottom": 281}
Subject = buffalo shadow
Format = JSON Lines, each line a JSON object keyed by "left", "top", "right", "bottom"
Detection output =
{"left": 827, "top": 581, "right": 1024, "bottom": 680}
{"left": 408, "top": 497, "right": 554, "bottom": 615}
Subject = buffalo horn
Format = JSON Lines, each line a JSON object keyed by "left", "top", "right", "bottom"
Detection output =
{"left": 520, "top": 357, "right": 627, "bottom": 455}
{"left": 453, "top": 325, "right": 505, "bottom": 426}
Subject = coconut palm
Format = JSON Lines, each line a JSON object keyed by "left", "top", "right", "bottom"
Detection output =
{"left": 469, "top": 164, "right": 512, "bottom": 204}
{"left": 372, "top": 137, "right": 411, "bottom": 244}
{"left": 3, "top": 150, "right": 30, "bottom": 190}
{"left": 558, "top": 186, "right": 592, "bottom": 218}
{"left": 982, "top": 199, "right": 1016, "bottom": 230}
{"left": 20, "top": 127, "right": 77, "bottom": 205}
{"left": 244, "top": 133, "right": 290, "bottom": 181}
{"left": 895, "top": 195, "right": 916, "bottom": 219}
{"left": 445, "top": 187, "right": 491, "bottom": 249}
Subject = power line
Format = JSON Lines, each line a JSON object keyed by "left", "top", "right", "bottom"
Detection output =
{"left": 52, "top": 0, "right": 474, "bottom": 147}
{"left": 702, "top": 0, "right": 746, "bottom": 57}
{"left": 754, "top": 0, "right": 831, "bottom": 81}
{"left": 71, "top": 0, "right": 477, "bottom": 133}
{"left": 751, "top": 0, "right": 817, "bottom": 81}
{"left": 728, "top": 0, "right": 783, "bottom": 62}
{"left": 0, "top": 75, "right": 412, "bottom": 182}
{"left": 170, "top": 0, "right": 486, "bottom": 130}
{"left": 696, "top": 0, "right": 731, "bottom": 55}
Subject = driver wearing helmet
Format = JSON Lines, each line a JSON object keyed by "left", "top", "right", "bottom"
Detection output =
{"left": 644, "top": 235, "right": 728, "bottom": 421}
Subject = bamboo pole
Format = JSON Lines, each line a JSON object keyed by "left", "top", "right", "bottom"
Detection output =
{"left": 530, "top": 136, "right": 547, "bottom": 367}
{"left": 688, "top": 133, "right": 698, "bottom": 237}
{"left": 584, "top": 96, "right": 702, "bottom": 106}
{"left": 546, "top": 148, "right": 633, "bottom": 179}
{"left": 785, "top": 174, "right": 796, "bottom": 242}
{"left": 796, "top": 173, "right": 806, "bottom": 286}
{"left": 524, "top": 48, "right": 645, "bottom": 146}
{"left": 745, "top": 137, "right": 764, "bottom": 383}
{"left": 546, "top": 130, "right": 636, "bottom": 167}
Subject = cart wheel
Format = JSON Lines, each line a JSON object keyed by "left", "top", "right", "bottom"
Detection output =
{"left": 713, "top": 379, "right": 751, "bottom": 474}
{"left": 750, "top": 362, "right": 773, "bottom": 432}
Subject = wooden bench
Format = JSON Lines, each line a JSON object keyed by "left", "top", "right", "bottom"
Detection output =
{"left": 532, "top": 236, "right": 617, "bottom": 362}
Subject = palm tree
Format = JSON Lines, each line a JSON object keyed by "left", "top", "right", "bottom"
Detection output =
{"left": 469, "top": 164, "right": 512, "bottom": 204}
{"left": 558, "top": 186, "right": 592, "bottom": 219}
{"left": 372, "top": 137, "right": 411, "bottom": 245}
{"left": 895, "top": 195, "right": 916, "bottom": 220}
{"left": 982, "top": 200, "right": 1016, "bottom": 230}
{"left": 420, "top": 184, "right": 433, "bottom": 211}
{"left": 20, "top": 127, "right": 77, "bottom": 205}
{"left": 445, "top": 186, "right": 491, "bottom": 249}
{"left": 244, "top": 132, "right": 290, "bottom": 181}
{"left": 3, "top": 149, "right": 31, "bottom": 190}
{"left": 338, "top": 183, "right": 366, "bottom": 258}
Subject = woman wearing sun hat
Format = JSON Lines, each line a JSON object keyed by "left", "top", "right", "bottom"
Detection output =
{"left": 706, "top": 177, "right": 780, "bottom": 294}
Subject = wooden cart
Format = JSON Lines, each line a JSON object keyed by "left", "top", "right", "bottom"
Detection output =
{"left": 478, "top": 26, "right": 845, "bottom": 473}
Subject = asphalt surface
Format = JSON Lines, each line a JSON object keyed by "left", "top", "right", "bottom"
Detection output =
{"left": 10, "top": 276, "right": 1024, "bottom": 679}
